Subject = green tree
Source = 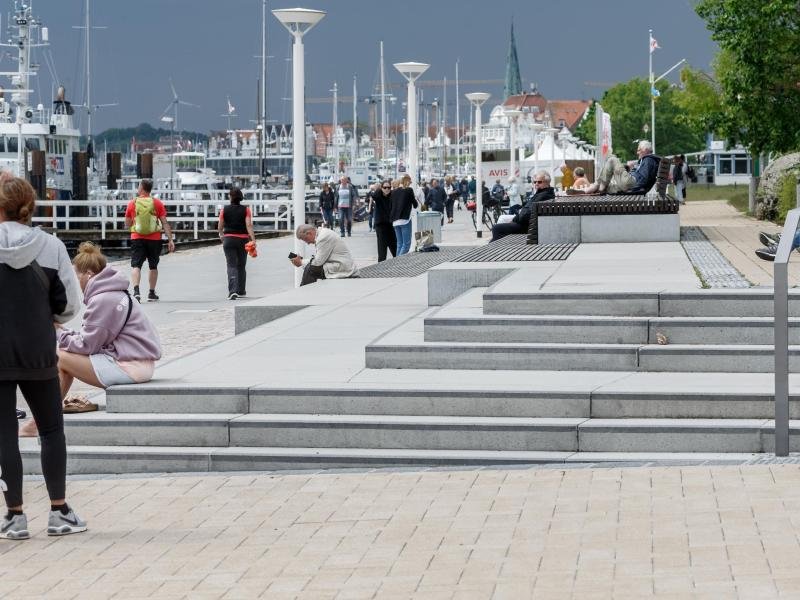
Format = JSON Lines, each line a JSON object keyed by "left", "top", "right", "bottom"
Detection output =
{"left": 695, "top": 0, "right": 800, "bottom": 154}
{"left": 572, "top": 102, "right": 596, "bottom": 147}
{"left": 675, "top": 66, "right": 723, "bottom": 136}
{"left": 595, "top": 78, "right": 704, "bottom": 161}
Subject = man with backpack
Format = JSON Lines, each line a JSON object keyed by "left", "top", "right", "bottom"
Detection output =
{"left": 124, "top": 179, "right": 175, "bottom": 302}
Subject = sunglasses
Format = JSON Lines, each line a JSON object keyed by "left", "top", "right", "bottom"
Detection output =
{"left": 533, "top": 180, "right": 545, "bottom": 184}
{"left": 381, "top": 186, "right": 391, "bottom": 189}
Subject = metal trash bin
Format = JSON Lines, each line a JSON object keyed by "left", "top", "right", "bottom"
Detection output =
{"left": 416, "top": 211, "right": 442, "bottom": 243}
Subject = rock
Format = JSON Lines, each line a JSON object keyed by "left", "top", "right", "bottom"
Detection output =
{"left": 758, "top": 152, "right": 800, "bottom": 204}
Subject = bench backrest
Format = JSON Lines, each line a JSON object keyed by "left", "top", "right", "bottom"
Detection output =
{"left": 655, "top": 157, "right": 671, "bottom": 199}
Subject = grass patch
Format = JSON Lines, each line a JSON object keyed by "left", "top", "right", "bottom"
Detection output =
{"left": 685, "top": 184, "right": 750, "bottom": 214}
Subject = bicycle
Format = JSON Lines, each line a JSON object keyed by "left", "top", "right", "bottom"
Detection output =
{"left": 467, "top": 200, "right": 501, "bottom": 230}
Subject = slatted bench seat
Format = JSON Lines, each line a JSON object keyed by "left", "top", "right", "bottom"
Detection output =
{"left": 527, "top": 157, "right": 680, "bottom": 244}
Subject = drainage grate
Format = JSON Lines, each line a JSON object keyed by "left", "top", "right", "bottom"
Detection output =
{"left": 357, "top": 247, "right": 472, "bottom": 278}
{"left": 453, "top": 235, "right": 577, "bottom": 262}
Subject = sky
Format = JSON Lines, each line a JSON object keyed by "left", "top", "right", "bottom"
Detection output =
{"left": 22, "top": 0, "right": 719, "bottom": 135}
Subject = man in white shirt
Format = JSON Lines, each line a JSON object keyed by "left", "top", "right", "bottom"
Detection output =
{"left": 291, "top": 224, "right": 358, "bottom": 286}
{"left": 506, "top": 176, "right": 522, "bottom": 215}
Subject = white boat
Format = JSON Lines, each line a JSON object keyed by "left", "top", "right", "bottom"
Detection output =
{"left": 0, "top": 3, "right": 81, "bottom": 198}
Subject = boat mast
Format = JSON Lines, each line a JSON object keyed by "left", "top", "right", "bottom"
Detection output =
{"left": 85, "top": 0, "right": 91, "bottom": 151}
{"left": 331, "top": 81, "right": 338, "bottom": 176}
{"left": 261, "top": 0, "right": 267, "bottom": 160}
{"left": 351, "top": 75, "right": 357, "bottom": 167}
{"left": 455, "top": 60, "right": 460, "bottom": 173}
{"left": 379, "top": 41, "right": 386, "bottom": 160}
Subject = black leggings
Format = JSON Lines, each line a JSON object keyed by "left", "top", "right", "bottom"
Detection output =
{"left": 0, "top": 378, "right": 66, "bottom": 507}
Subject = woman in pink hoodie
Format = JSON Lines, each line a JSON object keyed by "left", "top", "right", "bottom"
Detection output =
{"left": 56, "top": 242, "right": 162, "bottom": 404}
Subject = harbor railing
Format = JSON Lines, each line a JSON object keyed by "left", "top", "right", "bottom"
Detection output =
{"left": 30, "top": 187, "right": 322, "bottom": 239}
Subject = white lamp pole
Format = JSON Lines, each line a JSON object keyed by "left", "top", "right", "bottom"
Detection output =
{"left": 273, "top": 7, "right": 325, "bottom": 287}
{"left": 546, "top": 127, "right": 559, "bottom": 181}
{"left": 466, "top": 92, "right": 490, "bottom": 238}
{"left": 531, "top": 122, "right": 543, "bottom": 182}
{"left": 505, "top": 108, "right": 522, "bottom": 180}
{"left": 394, "top": 62, "right": 429, "bottom": 184}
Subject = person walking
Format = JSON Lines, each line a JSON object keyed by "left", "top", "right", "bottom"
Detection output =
{"left": 425, "top": 178, "right": 447, "bottom": 226}
{"left": 390, "top": 174, "right": 418, "bottom": 256}
{"left": 443, "top": 176, "right": 458, "bottom": 224}
{"left": 318, "top": 182, "right": 335, "bottom": 229}
{"left": 373, "top": 179, "right": 396, "bottom": 261}
{"left": 124, "top": 178, "right": 175, "bottom": 302}
{"left": 218, "top": 187, "right": 256, "bottom": 300}
{"left": 366, "top": 183, "right": 379, "bottom": 233}
{"left": 0, "top": 175, "right": 87, "bottom": 539}
{"left": 458, "top": 176, "right": 469, "bottom": 210}
{"left": 334, "top": 176, "right": 358, "bottom": 237}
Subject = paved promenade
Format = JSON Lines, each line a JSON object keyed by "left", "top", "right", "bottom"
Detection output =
{"left": 4, "top": 463, "right": 800, "bottom": 599}
{"left": 9, "top": 196, "right": 800, "bottom": 599}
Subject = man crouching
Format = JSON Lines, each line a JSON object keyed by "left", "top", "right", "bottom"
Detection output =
{"left": 291, "top": 224, "right": 358, "bottom": 286}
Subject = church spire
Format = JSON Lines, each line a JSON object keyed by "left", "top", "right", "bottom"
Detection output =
{"left": 504, "top": 20, "right": 522, "bottom": 99}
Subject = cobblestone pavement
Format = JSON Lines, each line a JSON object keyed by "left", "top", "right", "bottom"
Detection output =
{"left": 680, "top": 227, "right": 750, "bottom": 288}
{"left": 3, "top": 463, "right": 800, "bottom": 599}
{"left": 680, "top": 200, "right": 800, "bottom": 287}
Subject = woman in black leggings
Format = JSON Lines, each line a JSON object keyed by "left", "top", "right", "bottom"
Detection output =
{"left": 0, "top": 176, "right": 86, "bottom": 539}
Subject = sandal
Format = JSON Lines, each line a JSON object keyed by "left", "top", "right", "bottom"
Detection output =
{"left": 62, "top": 395, "right": 99, "bottom": 414}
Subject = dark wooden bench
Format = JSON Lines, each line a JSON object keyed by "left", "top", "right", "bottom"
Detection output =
{"left": 527, "top": 157, "right": 679, "bottom": 244}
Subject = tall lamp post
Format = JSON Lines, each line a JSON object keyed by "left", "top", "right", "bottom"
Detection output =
{"left": 466, "top": 92, "right": 490, "bottom": 238}
{"left": 273, "top": 7, "right": 325, "bottom": 287}
{"left": 161, "top": 115, "right": 175, "bottom": 197}
{"left": 393, "top": 62, "right": 429, "bottom": 184}
{"left": 505, "top": 108, "right": 522, "bottom": 180}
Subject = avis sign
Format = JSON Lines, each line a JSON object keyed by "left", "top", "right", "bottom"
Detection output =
{"left": 481, "top": 162, "right": 518, "bottom": 182}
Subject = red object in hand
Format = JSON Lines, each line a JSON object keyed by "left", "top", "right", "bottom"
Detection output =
{"left": 245, "top": 241, "right": 258, "bottom": 257}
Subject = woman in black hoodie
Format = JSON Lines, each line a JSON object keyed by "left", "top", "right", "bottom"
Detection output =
{"left": 390, "top": 174, "right": 418, "bottom": 255}
{"left": 0, "top": 176, "right": 86, "bottom": 539}
{"left": 373, "top": 179, "right": 397, "bottom": 261}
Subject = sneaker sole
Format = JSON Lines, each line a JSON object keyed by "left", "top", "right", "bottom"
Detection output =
{"left": 47, "top": 525, "right": 87, "bottom": 536}
{"left": 0, "top": 530, "right": 30, "bottom": 540}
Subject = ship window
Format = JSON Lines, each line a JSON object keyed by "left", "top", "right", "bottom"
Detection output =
{"left": 6, "top": 137, "right": 17, "bottom": 153}
{"left": 25, "top": 138, "right": 40, "bottom": 151}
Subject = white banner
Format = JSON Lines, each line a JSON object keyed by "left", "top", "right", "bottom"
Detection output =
{"left": 595, "top": 102, "right": 612, "bottom": 175}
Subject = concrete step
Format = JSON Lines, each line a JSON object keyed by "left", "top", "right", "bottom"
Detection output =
{"left": 638, "top": 345, "right": 800, "bottom": 373}
{"left": 106, "top": 381, "right": 800, "bottom": 420}
{"left": 25, "top": 446, "right": 756, "bottom": 475}
{"left": 425, "top": 310, "right": 800, "bottom": 345}
{"left": 482, "top": 289, "right": 800, "bottom": 318}
{"left": 229, "top": 414, "right": 582, "bottom": 452}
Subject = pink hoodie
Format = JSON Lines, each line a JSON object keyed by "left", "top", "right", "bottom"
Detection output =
{"left": 58, "top": 267, "right": 162, "bottom": 361}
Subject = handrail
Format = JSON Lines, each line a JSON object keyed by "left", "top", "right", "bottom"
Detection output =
{"left": 773, "top": 207, "right": 800, "bottom": 456}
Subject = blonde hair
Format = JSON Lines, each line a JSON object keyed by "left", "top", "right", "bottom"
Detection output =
{"left": 72, "top": 241, "right": 107, "bottom": 274}
{"left": 0, "top": 175, "right": 35, "bottom": 223}
{"left": 400, "top": 174, "right": 412, "bottom": 187}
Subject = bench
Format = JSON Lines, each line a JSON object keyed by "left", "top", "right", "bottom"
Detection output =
{"left": 527, "top": 157, "right": 680, "bottom": 244}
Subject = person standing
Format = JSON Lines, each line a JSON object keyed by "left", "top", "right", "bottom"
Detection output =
{"left": 366, "top": 183, "right": 379, "bottom": 233}
{"left": 373, "top": 179, "right": 396, "bottom": 261}
{"left": 671, "top": 155, "right": 687, "bottom": 202}
{"left": 334, "top": 176, "right": 358, "bottom": 237}
{"left": 506, "top": 176, "right": 522, "bottom": 215}
{"left": 124, "top": 178, "right": 175, "bottom": 302}
{"left": 468, "top": 175, "right": 477, "bottom": 200}
{"left": 218, "top": 187, "right": 256, "bottom": 300}
{"left": 390, "top": 174, "right": 418, "bottom": 256}
{"left": 0, "top": 176, "right": 87, "bottom": 539}
{"left": 318, "top": 182, "right": 335, "bottom": 229}
{"left": 425, "top": 178, "right": 447, "bottom": 225}
{"left": 443, "top": 176, "right": 458, "bottom": 224}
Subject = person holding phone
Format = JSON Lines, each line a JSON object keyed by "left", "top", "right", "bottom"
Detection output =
{"left": 290, "top": 224, "right": 357, "bottom": 285}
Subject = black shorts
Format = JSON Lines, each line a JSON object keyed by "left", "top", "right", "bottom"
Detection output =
{"left": 130, "top": 239, "right": 163, "bottom": 269}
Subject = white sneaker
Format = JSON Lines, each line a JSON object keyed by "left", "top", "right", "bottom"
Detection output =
{"left": 47, "top": 508, "right": 87, "bottom": 536}
{"left": 0, "top": 513, "right": 30, "bottom": 540}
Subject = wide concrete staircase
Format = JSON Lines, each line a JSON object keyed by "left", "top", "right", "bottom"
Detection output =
{"left": 24, "top": 286, "right": 800, "bottom": 474}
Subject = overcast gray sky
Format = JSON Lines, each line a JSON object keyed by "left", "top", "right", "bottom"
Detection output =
{"left": 27, "top": 0, "right": 718, "bottom": 134}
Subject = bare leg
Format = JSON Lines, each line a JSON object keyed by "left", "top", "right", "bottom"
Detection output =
{"left": 57, "top": 350, "right": 104, "bottom": 397}
{"left": 130, "top": 267, "right": 142, "bottom": 288}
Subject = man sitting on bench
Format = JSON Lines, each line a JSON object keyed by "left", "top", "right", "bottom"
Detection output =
{"left": 577, "top": 140, "right": 660, "bottom": 195}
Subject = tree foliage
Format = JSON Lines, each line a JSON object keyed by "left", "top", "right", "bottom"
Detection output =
{"left": 585, "top": 79, "right": 704, "bottom": 161}
{"left": 89, "top": 123, "right": 208, "bottom": 152}
{"left": 695, "top": 0, "right": 800, "bottom": 154}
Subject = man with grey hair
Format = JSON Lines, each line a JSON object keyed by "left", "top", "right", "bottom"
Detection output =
{"left": 290, "top": 224, "right": 357, "bottom": 286}
{"left": 490, "top": 170, "right": 555, "bottom": 242}
{"left": 580, "top": 140, "right": 660, "bottom": 195}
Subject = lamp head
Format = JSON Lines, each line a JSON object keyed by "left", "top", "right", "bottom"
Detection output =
{"left": 393, "top": 62, "right": 430, "bottom": 83}
{"left": 272, "top": 8, "right": 326, "bottom": 37}
{"left": 465, "top": 92, "right": 491, "bottom": 107}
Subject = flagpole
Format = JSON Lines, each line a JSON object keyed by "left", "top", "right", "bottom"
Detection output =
{"left": 649, "top": 28, "right": 656, "bottom": 154}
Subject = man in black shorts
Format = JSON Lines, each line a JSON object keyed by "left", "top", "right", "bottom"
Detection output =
{"left": 124, "top": 179, "right": 175, "bottom": 301}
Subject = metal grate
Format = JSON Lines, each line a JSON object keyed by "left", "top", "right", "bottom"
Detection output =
{"left": 453, "top": 235, "right": 576, "bottom": 262}
{"left": 357, "top": 247, "right": 472, "bottom": 278}
{"left": 681, "top": 226, "right": 750, "bottom": 288}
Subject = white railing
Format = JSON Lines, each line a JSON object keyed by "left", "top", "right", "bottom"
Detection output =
{"left": 31, "top": 195, "right": 298, "bottom": 240}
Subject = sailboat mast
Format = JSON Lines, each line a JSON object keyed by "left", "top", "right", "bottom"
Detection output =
{"left": 379, "top": 41, "right": 386, "bottom": 160}
{"left": 351, "top": 75, "right": 357, "bottom": 167}
{"left": 455, "top": 60, "right": 460, "bottom": 173}
{"left": 85, "top": 0, "right": 92, "bottom": 148}
{"left": 261, "top": 0, "right": 267, "bottom": 141}
{"left": 332, "top": 82, "right": 338, "bottom": 176}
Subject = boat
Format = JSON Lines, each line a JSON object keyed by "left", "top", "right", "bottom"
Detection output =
{"left": 0, "top": 3, "right": 81, "bottom": 198}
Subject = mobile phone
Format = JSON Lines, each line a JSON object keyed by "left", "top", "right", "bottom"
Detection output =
{"left": 288, "top": 252, "right": 298, "bottom": 259}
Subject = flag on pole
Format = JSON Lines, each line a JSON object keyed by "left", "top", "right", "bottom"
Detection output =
{"left": 227, "top": 97, "right": 236, "bottom": 114}
{"left": 649, "top": 35, "right": 660, "bottom": 53}
{"left": 651, "top": 86, "right": 661, "bottom": 98}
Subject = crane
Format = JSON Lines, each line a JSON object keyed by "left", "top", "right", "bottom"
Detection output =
{"left": 305, "top": 78, "right": 506, "bottom": 104}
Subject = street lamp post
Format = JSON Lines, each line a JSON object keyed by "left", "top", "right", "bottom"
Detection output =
{"left": 256, "top": 123, "right": 264, "bottom": 186}
{"left": 161, "top": 115, "right": 175, "bottom": 198}
{"left": 393, "top": 62, "right": 429, "bottom": 184}
{"left": 505, "top": 108, "right": 522, "bottom": 180}
{"left": 466, "top": 92, "right": 490, "bottom": 238}
{"left": 273, "top": 7, "right": 326, "bottom": 287}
